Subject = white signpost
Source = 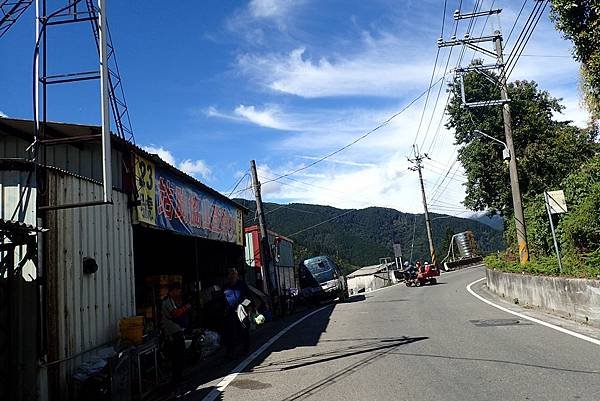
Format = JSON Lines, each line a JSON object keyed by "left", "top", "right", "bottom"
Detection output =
{"left": 393, "top": 243, "right": 403, "bottom": 270}
{"left": 544, "top": 190, "right": 567, "bottom": 273}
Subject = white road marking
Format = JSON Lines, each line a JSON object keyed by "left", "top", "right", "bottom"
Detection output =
{"left": 467, "top": 277, "right": 600, "bottom": 346}
{"left": 200, "top": 304, "right": 331, "bottom": 401}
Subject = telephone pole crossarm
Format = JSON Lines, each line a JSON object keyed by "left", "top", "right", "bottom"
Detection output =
{"left": 437, "top": 34, "right": 499, "bottom": 48}
{"left": 454, "top": 8, "right": 501, "bottom": 20}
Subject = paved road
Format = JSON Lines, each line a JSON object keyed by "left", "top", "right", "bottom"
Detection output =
{"left": 214, "top": 267, "right": 600, "bottom": 401}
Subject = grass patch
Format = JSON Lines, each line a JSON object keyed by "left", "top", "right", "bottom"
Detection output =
{"left": 485, "top": 250, "right": 600, "bottom": 279}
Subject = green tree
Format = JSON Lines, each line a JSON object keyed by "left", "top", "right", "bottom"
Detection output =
{"left": 439, "top": 227, "right": 455, "bottom": 260}
{"left": 551, "top": 1, "right": 600, "bottom": 119}
{"left": 559, "top": 156, "right": 600, "bottom": 253}
{"left": 446, "top": 64, "right": 599, "bottom": 221}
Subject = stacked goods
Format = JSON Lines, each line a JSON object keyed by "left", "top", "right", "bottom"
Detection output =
{"left": 145, "top": 275, "right": 183, "bottom": 300}
{"left": 140, "top": 275, "right": 183, "bottom": 326}
{"left": 119, "top": 316, "right": 144, "bottom": 345}
{"left": 137, "top": 306, "right": 154, "bottom": 320}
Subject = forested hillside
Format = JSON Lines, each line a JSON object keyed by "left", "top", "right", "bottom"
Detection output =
{"left": 236, "top": 200, "right": 504, "bottom": 274}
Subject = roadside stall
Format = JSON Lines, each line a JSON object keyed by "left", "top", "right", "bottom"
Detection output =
{"left": 130, "top": 152, "right": 246, "bottom": 335}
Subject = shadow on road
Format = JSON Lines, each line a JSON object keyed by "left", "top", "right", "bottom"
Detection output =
{"left": 366, "top": 298, "right": 409, "bottom": 304}
{"left": 269, "top": 336, "right": 428, "bottom": 401}
{"left": 389, "top": 351, "right": 600, "bottom": 375}
{"left": 173, "top": 304, "right": 338, "bottom": 401}
{"left": 249, "top": 336, "right": 428, "bottom": 373}
{"left": 343, "top": 294, "right": 366, "bottom": 303}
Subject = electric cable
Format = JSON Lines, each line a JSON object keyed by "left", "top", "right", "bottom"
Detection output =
{"left": 226, "top": 171, "right": 249, "bottom": 196}
{"left": 230, "top": 76, "right": 446, "bottom": 196}
{"left": 412, "top": 0, "right": 449, "bottom": 145}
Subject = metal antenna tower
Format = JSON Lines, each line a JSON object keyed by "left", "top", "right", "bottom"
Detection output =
{"left": 85, "top": 0, "right": 134, "bottom": 142}
{"left": 438, "top": 7, "right": 530, "bottom": 264}
{"left": 0, "top": 0, "right": 33, "bottom": 38}
{"left": 34, "top": 0, "right": 113, "bottom": 207}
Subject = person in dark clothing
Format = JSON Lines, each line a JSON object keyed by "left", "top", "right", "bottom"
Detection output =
{"left": 223, "top": 268, "right": 251, "bottom": 358}
{"left": 160, "top": 282, "right": 191, "bottom": 386}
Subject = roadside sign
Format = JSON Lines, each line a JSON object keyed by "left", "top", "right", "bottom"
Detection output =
{"left": 393, "top": 243, "right": 402, "bottom": 258}
{"left": 545, "top": 190, "right": 567, "bottom": 214}
{"left": 544, "top": 190, "right": 566, "bottom": 273}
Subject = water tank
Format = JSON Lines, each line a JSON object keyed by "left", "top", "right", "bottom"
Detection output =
{"left": 454, "top": 231, "right": 477, "bottom": 258}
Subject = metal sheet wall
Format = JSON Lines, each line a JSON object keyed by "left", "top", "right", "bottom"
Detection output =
{"left": 0, "top": 135, "right": 31, "bottom": 160}
{"left": 0, "top": 169, "right": 36, "bottom": 225}
{"left": 46, "top": 171, "right": 135, "bottom": 374}
{"left": 0, "top": 169, "right": 39, "bottom": 401}
{"left": 0, "top": 169, "right": 37, "bottom": 278}
{"left": 0, "top": 134, "right": 125, "bottom": 190}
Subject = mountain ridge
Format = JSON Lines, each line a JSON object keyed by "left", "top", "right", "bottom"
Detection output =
{"left": 236, "top": 199, "right": 505, "bottom": 274}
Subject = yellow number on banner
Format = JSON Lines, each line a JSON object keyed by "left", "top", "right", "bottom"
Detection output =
{"left": 135, "top": 155, "right": 156, "bottom": 225}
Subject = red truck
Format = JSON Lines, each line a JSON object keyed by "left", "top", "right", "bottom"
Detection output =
{"left": 244, "top": 225, "right": 298, "bottom": 297}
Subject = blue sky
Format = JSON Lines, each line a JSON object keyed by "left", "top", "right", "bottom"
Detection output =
{"left": 0, "top": 0, "right": 587, "bottom": 215}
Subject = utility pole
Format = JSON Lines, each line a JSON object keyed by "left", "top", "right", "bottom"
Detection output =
{"left": 408, "top": 145, "right": 438, "bottom": 267}
{"left": 250, "top": 160, "right": 275, "bottom": 297}
{"left": 494, "top": 31, "right": 529, "bottom": 264}
{"left": 438, "top": 8, "right": 529, "bottom": 264}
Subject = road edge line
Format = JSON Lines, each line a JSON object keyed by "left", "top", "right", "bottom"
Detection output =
{"left": 201, "top": 304, "right": 332, "bottom": 401}
{"left": 466, "top": 277, "right": 600, "bottom": 346}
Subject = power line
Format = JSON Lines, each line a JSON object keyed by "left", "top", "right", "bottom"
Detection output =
{"left": 503, "top": 0, "right": 545, "bottom": 79}
{"left": 413, "top": 0, "right": 449, "bottom": 145}
{"left": 230, "top": 76, "right": 446, "bottom": 197}
{"left": 264, "top": 204, "right": 320, "bottom": 216}
{"left": 286, "top": 208, "right": 357, "bottom": 237}
{"left": 226, "top": 171, "right": 249, "bottom": 196}
{"left": 505, "top": 1, "right": 549, "bottom": 79}
{"left": 505, "top": 0, "right": 528, "bottom": 46}
{"left": 421, "top": 0, "right": 488, "bottom": 153}
{"left": 426, "top": 1, "right": 549, "bottom": 224}
{"left": 416, "top": 0, "right": 464, "bottom": 148}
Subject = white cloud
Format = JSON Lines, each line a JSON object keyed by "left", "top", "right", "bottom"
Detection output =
{"left": 248, "top": 0, "right": 302, "bottom": 19}
{"left": 0, "top": 110, "right": 7, "bottom": 118}
{"left": 142, "top": 145, "right": 212, "bottom": 180}
{"left": 234, "top": 104, "right": 291, "bottom": 130}
{"left": 178, "top": 159, "right": 212, "bottom": 180}
{"left": 142, "top": 145, "right": 176, "bottom": 166}
{"left": 238, "top": 46, "right": 435, "bottom": 98}
{"left": 219, "top": 2, "right": 591, "bottom": 216}
{"left": 204, "top": 106, "right": 237, "bottom": 120}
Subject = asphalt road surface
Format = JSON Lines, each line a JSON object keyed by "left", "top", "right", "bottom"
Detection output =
{"left": 211, "top": 267, "right": 600, "bottom": 401}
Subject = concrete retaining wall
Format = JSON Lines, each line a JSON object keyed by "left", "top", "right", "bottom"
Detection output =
{"left": 486, "top": 268, "right": 600, "bottom": 328}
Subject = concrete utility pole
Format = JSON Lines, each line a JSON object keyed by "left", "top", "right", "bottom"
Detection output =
{"left": 250, "top": 160, "right": 274, "bottom": 296}
{"left": 409, "top": 145, "right": 438, "bottom": 267}
{"left": 438, "top": 8, "right": 530, "bottom": 264}
{"left": 493, "top": 31, "right": 529, "bottom": 264}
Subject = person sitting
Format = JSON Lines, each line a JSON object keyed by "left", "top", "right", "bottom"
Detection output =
{"left": 160, "top": 283, "right": 191, "bottom": 386}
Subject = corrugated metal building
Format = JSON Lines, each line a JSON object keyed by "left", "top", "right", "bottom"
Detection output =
{"left": 0, "top": 118, "right": 246, "bottom": 400}
{"left": 346, "top": 262, "right": 396, "bottom": 294}
{"left": 1, "top": 118, "right": 137, "bottom": 400}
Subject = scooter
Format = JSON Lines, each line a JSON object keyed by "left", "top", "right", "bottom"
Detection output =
{"left": 403, "top": 263, "right": 440, "bottom": 287}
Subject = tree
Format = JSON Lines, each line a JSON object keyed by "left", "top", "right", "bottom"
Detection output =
{"left": 446, "top": 63, "right": 599, "bottom": 221}
{"left": 551, "top": 1, "right": 600, "bottom": 119}
{"left": 439, "top": 227, "right": 455, "bottom": 260}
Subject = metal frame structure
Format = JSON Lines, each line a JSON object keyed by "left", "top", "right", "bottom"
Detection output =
{"left": 0, "top": 0, "right": 33, "bottom": 38}
{"left": 33, "top": 0, "right": 114, "bottom": 210}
